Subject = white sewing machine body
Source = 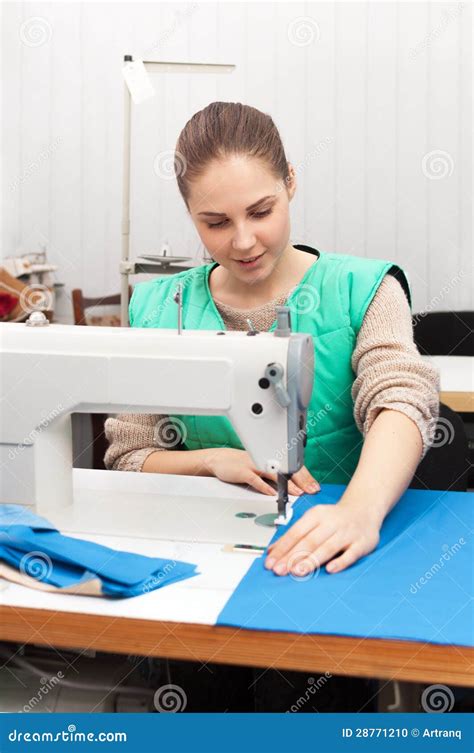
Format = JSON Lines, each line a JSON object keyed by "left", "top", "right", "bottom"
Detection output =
{"left": 0, "top": 318, "right": 313, "bottom": 541}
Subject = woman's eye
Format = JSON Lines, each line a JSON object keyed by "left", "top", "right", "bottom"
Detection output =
{"left": 207, "top": 219, "right": 228, "bottom": 229}
{"left": 207, "top": 208, "right": 273, "bottom": 230}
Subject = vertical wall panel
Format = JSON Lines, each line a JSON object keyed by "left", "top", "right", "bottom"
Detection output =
{"left": 396, "top": 2, "right": 430, "bottom": 313}
{"left": 48, "top": 2, "right": 82, "bottom": 307}
{"left": 19, "top": 2, "right": 52, "bottom": 257}
{"left": 427, "top": 2, "right": 463, "bottom": 316}
{"left": 2, "top": 1, "right": 470, "bottom": 317}
{"left": 2, "top": 2, "right": 22, "bottom": 254}
{"left": 458, "top": 2, "right": 473, "bottom": 310}
{"left": 275, "top": 1, "right": 308, "bottom": 245}
{"left": 366, "top": 2, "right": 397, "bottom": 263}
{"left": 305, "top": 2, "right": 337, "bottom": 252}
{"left": 334, "top": 1, "right": 367, "bottom": 257}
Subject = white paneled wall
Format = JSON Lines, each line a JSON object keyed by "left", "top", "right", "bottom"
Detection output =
{"left": 2, "top": 1, "right": 471, "bottom": 319}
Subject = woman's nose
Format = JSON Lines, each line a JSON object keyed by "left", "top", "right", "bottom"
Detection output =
{"left": 232, "top": 227, "right": 257, "bottom": 251}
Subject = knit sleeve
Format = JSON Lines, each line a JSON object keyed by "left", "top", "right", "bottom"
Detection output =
{"left": 104, "top": 413, "right": 173, "bottom": 472}
{"left": 351, "top": 274, "right": 440, "bottom": 457}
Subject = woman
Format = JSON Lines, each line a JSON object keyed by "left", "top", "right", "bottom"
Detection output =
{"left": 106, "top": 101, "right": 439, "bottom": 577}
{"left": 104, "top": 102, "right": 439, "bottom": 711}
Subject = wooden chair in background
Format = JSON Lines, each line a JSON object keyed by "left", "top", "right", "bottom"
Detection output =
{"left": 71, "top": 286, "right": 132, "bottom": 470}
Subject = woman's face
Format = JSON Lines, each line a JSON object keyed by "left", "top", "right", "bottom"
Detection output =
{"left": 187, "top": 155, "right": 296, "bottom": 284}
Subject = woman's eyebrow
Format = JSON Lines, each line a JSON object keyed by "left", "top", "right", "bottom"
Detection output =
{"left": 197, "top": 194, "right": 276, "bottom": 217}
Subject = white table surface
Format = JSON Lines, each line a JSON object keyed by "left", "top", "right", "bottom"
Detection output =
{"left": 421, "top": 355, "right": 473, "bottom": 392}
{"left": 1, "top": 470, "right": 296, "bottom": 626}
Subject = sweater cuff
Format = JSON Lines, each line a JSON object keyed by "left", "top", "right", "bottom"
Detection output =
{"left": 112, "top": 447, "right": 162, "bottom": 473}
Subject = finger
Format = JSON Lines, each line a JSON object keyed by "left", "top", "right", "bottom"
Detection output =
{"left": 260, "top": 471, "right": 278, "bottom": 485}
{"left": 291, "top": 466, "right": 320, "bottom": 494}
{"left": 326, "top": 544, "right": 362, "bottom": 574}
{"left": 288, "top": 480, "right": 304, "bottom": 495}
{"left": 268, "top": 529, "right": 338, "bottom": 575}
{"left": 260, "top": 471, "right": 302, "bottom": 494}
{"left": 266, "top": 507, "right": 324, "bottom": 559}
{"left": 286, "top": 535, "right": 345, "bottom": 576}
{"left": 268, "top": 524, "right": 335, "bottom": 563}
{"left": 245, "top": 472, "right": 276, "bottom": 496}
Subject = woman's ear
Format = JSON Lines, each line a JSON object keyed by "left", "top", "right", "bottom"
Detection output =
{"left": 285, "top": 163, "right": 297, "bottom": 201}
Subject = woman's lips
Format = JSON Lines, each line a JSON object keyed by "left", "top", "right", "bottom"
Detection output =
{"left": 235, "top": 252, "right": 265, "bottom": 269}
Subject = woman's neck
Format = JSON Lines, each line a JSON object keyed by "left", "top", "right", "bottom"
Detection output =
{"left": 210, "top": 245, "right": 316, "bottom": 308}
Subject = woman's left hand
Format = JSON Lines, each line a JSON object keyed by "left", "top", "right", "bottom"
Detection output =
{"left": 264, "top": 500, "right": 383, "bottom": 576}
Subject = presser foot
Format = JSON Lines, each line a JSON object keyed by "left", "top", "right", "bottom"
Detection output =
{"left": 254, "top": 505, "right": 294, "bottom": 528}
{"left": 274, "top": 505, "right": 294, "bottom": 526}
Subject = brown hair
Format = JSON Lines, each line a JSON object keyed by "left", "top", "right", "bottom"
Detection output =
{"left": 174, "top": 101, "right": 290, "bottom": 210}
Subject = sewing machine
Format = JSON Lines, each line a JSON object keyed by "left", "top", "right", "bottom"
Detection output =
{"left": 0, "top": 308, "right": 313, "bottom": 544}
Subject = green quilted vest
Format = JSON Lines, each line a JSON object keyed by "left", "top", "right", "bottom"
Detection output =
{"left": 129, "top": 246, "right": 411, "bottom": 483}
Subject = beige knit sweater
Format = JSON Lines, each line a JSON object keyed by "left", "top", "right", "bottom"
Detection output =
{"left": 104, "top": 273, "right": 440, "bottom": 473}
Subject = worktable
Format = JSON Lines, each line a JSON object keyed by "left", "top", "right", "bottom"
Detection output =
{"left": 1, "top": 470, "right": 472, "bottom": 688}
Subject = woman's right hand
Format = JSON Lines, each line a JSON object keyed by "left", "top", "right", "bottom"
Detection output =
{"left": 204, "top": 448, "right": 319, "bottom": 497}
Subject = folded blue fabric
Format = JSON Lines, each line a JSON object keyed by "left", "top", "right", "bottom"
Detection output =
{"left": 0, "top": 504, "right": 55, "bottom": 531}
{"left": 217, "top": 485, "right": 474, "bottom": 646}
{"left": 0, "top": 505, "right": 198, "bottom": 598}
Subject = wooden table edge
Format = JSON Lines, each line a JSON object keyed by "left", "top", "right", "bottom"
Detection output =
{"left": 1, "top": 606, "right": 472, "bottom": 687}
{"left": 440, "top": 391, "right": 473, "bottom": 413}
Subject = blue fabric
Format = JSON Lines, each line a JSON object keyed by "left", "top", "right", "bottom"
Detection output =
{"left": 217, "top": 485, "right": 474, "bottom": 646}
{"left": 0, "top": 505, "right": 198, "bottom": 598}
{"left": 0, "top": 504, "right": 55, "bottom": 531}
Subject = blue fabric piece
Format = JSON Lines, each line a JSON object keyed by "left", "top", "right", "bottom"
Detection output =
{"left": 0, "top": 505, "right": 198, "bottom": 598}
{"left": 0, "top": 504, "right": 55, "bottom": 531}
{"left": 217, "top": 485, "right": 474, "bottom": 646}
